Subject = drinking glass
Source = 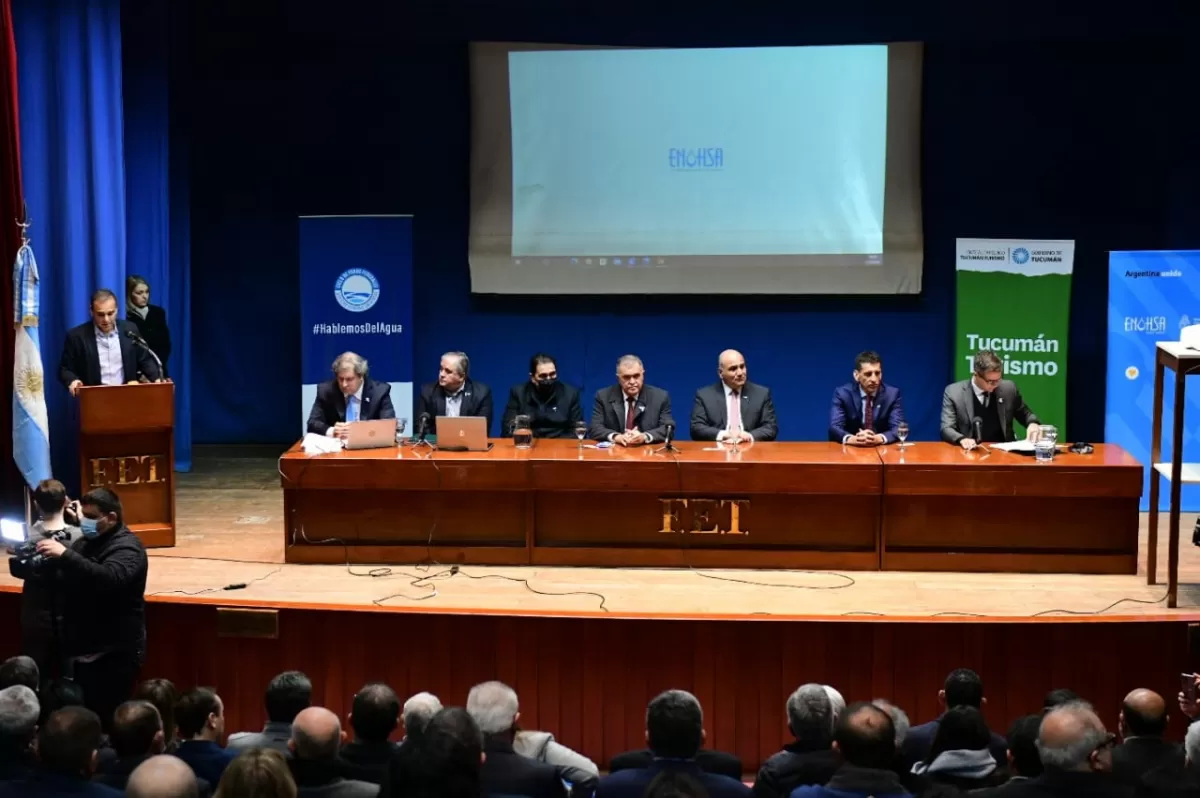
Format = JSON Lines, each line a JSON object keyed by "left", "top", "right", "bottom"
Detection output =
{"left": 395, "top": 418, "right": 408, "bottom": 445}
{"left": 513, "top": 414, "right": 534, "bottom": 449}
{"left": 897, "top": 422, "right": 910, "bottom": 448}
{"left": 726, "top": 422, "right": 744, "bottom": 451}
{"left": 574, "top": 420, "right": 588, "bottom": 449}
{"left": 1035, "top": 425, "right": 1057, "bottom": 463}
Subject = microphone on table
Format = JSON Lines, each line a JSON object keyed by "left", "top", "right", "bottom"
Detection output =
{"left": 969, "top": 417, "right": 989, "bottom": 453}
{"left": 656, "top": 422, "right": 680, "bottom": 454}
{"left": 125, "top": 328, "right": 164, "bottom": 380}
{"left": 416, "top": 412, "right": 431, "bottom": 440}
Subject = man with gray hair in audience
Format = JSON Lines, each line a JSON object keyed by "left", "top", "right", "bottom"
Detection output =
{"left": 401, "top": 691, "right": 442, "bottom": 742}
{"left": 288, "top": 706, "right": 377, "bottom": 797}
{"left": 1003, "top": 701, "right": 1128, "bottom": 798}
{"left": 753, "top": 683, "right": 841, "bottom": 798}
{"left": 124, "top": 755, "right": 200, "bottom": 798}
{"left": 0, "top": 685, "right": 39, "bottom": 783}
{"left": 467, "top": 680, "right": 567, "bottom": 798}
{"left": 1140, "top": 718, "right": 1200, "bottom": 797}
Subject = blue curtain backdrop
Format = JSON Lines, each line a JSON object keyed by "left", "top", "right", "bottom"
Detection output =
{"left": 14, "top": 0, "right": 126, "bottom": 490}
{"left": 122, "top": 0, "right": 192, "bottom": 470}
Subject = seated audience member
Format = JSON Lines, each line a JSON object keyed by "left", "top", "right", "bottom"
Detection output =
{"left": 125, "top": 754, "right": 202, "bottom": 798}
{"left": 790, "top": 702, "right": 908, "bottom": 798}
{"left": 871, "top": 700, "right": 918, "bottom": 792}
{"left": 1021, "top": 702, "right": 1127, "bottom": 797}
{"left": 1141, "top": 719, "right": 1200, "bottom": 798}
{"left": 94, "top": 700, "right": 210, "bottom": 795}
{"left": 380, "top": 707, "right": 484, "bottom": 798}
{"left": 0, "top": 706, "right": 120, "bottom": 797}
{"left": 339, "top": 683, "right": 402, "bottom": 785}
{"left": 1044, "top": 689, "right": 1082, "bottom": 712}
{"left": 909, "top": 706, "right": 1004, "bottom": 791}
{"left": 133, "top": 679, "right": 181, "bottom": 753}
{"left": 173, "top": 689, "right": 235, "bottom": 786}
{"left": 416, "top": 351, "right": 494, "bottom": 435}
{"left": 753, "top": 684, "right": 841, "bottom": 798}
{"left": 589, "top": 355, "right": 674, "bottom": 446}
{"left": 899, "top": 668, "right": 1007, "bottom": 768}
{"left": 515, "top": 723, "right": 600, "bottom": 798}
{"left": 227, "top": 671, "right": 313, "bottom": 755}
{"left": 215, "top": 748, "right": 297, "bottom": 798}
{"left": 972, "top": 714, "right": 1043, "bottom": 797}
{"left": 466, "top": 681, "right": 567, "bottom": 798}
{"left": 0, "top": 685, "right": 39, "bottom": 783}
{"left": 501, "top": 353, "right": 584, "bottom": 438}
{"left": 828, "top": 351, "right": 905, "bottom": 446}
{"left": 646, "top": 770, "right": 711, "bottom": 798}
{"left": 306, "top": 353, "right": 395, "bottom": 439}
{"left": 288, "top": 706, "right": 377, "bottom": 797}
{"left": 597, "top": 690, "right": 749, "bottom": 798}
{"left": 690, "top": 349, "right": 778, "bottom": 443}
{"left": 1112, "top": 688, "right": 1182, "bottom": 787}
{"left": 400, "top": 692, "right": 441, "bottom": 744}
{"left": 0, "top": 656, "right": 39, "bottom": 693}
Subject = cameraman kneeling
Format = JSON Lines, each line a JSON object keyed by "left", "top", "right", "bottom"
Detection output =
{"left": 14, "top": 488, "right": 148, "bottom": 731}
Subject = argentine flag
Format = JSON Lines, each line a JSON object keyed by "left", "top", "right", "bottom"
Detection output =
{"left": 13, "top": 244, "right": 50, "bottom": 487}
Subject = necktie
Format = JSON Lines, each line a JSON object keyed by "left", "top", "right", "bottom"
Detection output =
{"left": 625, "top": 398, "right": 637, "bottom": 431}
{"left": 346, "top": 396, "right": 359, "bottom": 422}
{"left": 864, "top": 394, "right": 874, "bottom": 430}
{"left": 728, "top": 391, "right": 742, "bottom": 430}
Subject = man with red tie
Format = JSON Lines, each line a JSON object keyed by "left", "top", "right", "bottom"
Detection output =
{"left": 690, "top": 350, "right": 778, "bottom": 442}
{"left": 828, "top": 350, "right": 906, "bottom": 446}
{"left": 588, "top": 355, "right": 674, "bottom": 446}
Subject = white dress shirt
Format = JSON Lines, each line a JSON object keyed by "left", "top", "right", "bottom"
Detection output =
{"left": 326, "top": 383, "right": 364, "bottom": 436}
{"left": 95, "top": 325, "right": 124, "bottom": 386}
{"left": 445, "top": 387, "right": 464, "bottom": 417}
{"left": 717, "top": 384, "right": 749, "bottom": 441}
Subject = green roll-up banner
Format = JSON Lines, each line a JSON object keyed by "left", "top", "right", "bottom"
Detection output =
{"left": 954, "top": 239, "right": 1075, "bottom": 437}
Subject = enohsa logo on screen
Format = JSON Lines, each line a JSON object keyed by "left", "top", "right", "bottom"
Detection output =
{"left": 668, "top": 148, "right": 724, "bottom": 170}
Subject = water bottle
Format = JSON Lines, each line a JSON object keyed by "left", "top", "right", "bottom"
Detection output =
{"left": 512, "top": 414, "right": 534, "bottom": 449}
{"left": 1034, "top": 424, "right": 1057, "bottom": 463}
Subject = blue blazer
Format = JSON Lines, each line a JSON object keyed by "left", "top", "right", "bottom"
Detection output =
{"left": 828, "top": 383, "right": 905, "bottom": 444}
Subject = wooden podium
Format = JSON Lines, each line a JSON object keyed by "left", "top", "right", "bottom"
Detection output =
{"left": 77, "top": 382, "right": 176, "bottom": 548}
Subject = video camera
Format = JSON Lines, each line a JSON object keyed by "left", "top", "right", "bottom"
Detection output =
{"left": 3, "top": 519, "right": 70, "bottom": 575}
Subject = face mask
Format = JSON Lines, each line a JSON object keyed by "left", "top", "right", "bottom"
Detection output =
{"left": 535, "top": 378, "right": 557, "bottom": 394}
{"left": 79, "top": 517, "right": 101, "bottom": 538}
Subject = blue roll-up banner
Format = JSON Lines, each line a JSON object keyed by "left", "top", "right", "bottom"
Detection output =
{"left": 1106, "top": 251, "right": 1200, "bottom": 510}
{"left": 299, "top": 215, "right": 414, "bottom": 434}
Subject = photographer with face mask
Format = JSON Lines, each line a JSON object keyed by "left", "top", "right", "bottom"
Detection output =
{"left": 16, "top": 487, "right": 148, "bottom": 732}
{"left": 500, "top": 353, "right": 584, "bottom": 439}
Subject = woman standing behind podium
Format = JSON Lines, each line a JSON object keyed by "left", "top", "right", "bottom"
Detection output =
{"left": 125, "top": 275, "right": 171, "bottom": 377}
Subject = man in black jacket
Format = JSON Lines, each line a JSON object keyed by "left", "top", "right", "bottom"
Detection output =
{"left": 1112, "top": 689, "right": 1182, "bottom": 787}
{"left": 93, "top": 701, "right": 210, "bottom": 795}
{"left": 417, "top": 351, "right": 494, "bottom": 435}
{"left": 20, "top": 488, "right": 148, "bottom": 731}
{"left": 753, "top": 683, "right": 841, "bottom": 798}
{"left": 501, "top": 353, "right": 583, "bottom": 438}
{"left": 466, "top": 681, "right": 567, "bottom": 798}
{"left": 59, "top": 289, "right": 161, "bottom": 396}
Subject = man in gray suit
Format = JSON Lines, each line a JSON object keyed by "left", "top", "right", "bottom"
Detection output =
{"left": 589, "top": 355, "right": 674, "bottom": 446}
{"left": 226, "top": 671, "right": 312, "bottom": 755}
{"left": 941, "top": 350, "right": 1043, "bottom": 449}
{"left": 690, "top": 350, "right": 778, "bottom": 442}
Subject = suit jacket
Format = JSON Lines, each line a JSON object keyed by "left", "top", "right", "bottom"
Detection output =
{"left": 0, "top": 771, "right": 122, "bottom": 797}
{"left": 58, "top": 320, "right": 161, "bottom": 389}
{"left": 481, "top": 737, "right": 568, "bottom": 798}
{"left": 501, "top": 382, "right": 584, "bottom": 439}
{"left": 226, "top": 720, "right": 295, "bottom": 755}
{"left": 416, "top": 379, "right": 494, "bottom": 435}
{"left": 599, "top": 759, "right": 749, "bottom": 798}
{"left": 828, "top": 383, "right": 905, "bottom": 444}
{"left": 1139, "top": 759, "right": 1200, "bottom": 798}
{"left": 125, "top": 304, "right": 171, "bottom": 370}
{"left": 690, "top": 381, "right": 778, "bottom": 442}
{"left": 609, "top": 748, "right": 742, "bottom": 781}
{"left": 983, "top": 769, "right": 1133, "bottom": 798}
{"left": 173, "top": 740, "right": 236, "bottom": 787}
{"left": 338, "top": 739, "right": 400, "bottom": 785}
{"left": 1111, "top": 737, "right": 1183, "bottom": 788}
{"left": 752, "top": 741, "right": 840, "bottom": 798}
{"left": 306, "top": 378, "right": 396, "bottom": 436}
{"left": 589, "top": 384, "right": 674, "bottom": 443}
{"left": 940, "top": 378, "right": 1039, "bottom": 444}
{"left": 94, "top": 753, "right": 212, "bottom": 795}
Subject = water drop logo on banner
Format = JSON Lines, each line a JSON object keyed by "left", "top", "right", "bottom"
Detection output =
{"left": 1107, "top": 251, "right": 1200, "bottom": 510}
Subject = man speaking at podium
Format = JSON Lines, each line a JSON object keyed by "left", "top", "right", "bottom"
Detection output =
{"left": 59, "top": 289, "right": 162, "bottom": 397}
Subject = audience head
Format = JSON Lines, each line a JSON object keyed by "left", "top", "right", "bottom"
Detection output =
{"left": 1120, "top": 688, "right": 1168, "bottom": 738}
{"left": 645, "top": 690, "right": 704, "bottom": 760}
{"left": 265, "top": 670, "right": 312, "bottom": 724}
{"left": 1043, "top": 688, "right": 1082, "bottom": 712}
{"left": 215, "top": 747, "right": 297, "bottom": 798}
{"left": 0, "top": 685, "right": 39, "bottom": 753}
{"left": 646, "top": 769, "right": 711, "bottom": 798}
{"left": 350, "top": 682, "right": 400, "bottom": 743}
{"left": 786, "top": 684, "right": 834, "bottom": 743}
{"left": 466, "top": 680, "right": 520, "bottom": 738}
{"left": 133, "top": 679, "right": 179, "bottom": 747}
{"left": 1037, "top": 702, "right": 1114, "bottom": 773}
{"left": 126, "top": 754, "right": 199, "bottom": 798}
{"left": 1186, "top": 721, "right": 1200, "bottom": 770}
{"left": 32, "top": 479, "right": 67, "bottom": 517}
{"left": 872, "top": 699, "right": 911, "bottom": 748}
{"left": 834, "top": 702, "right": 896, "bottom": 770}
{"left": 79, "top": 487, "right": 124, "bottom": 535}
{"left": 382, "top": 707, "right": 484, "bottom": 798}
{"left": 37, "top": 706, "right": 103, "bottom": 777}
{"left": 0, "top": 655, "right": 39, "bottom": 692}
{"left": 111, "top": 700, "right": 165, "bottom": 758}
{"left": 90, "top": 288, "right": 119, "bottom": 333}
{"left": 402, "top": 691, "right": 443, "bottom": 740}
{"left": 822, "top": 685, "right": 846, "bottom": 727}
{"left": 39, "top": 679, "right": 84, "bottom": 723}
{"left": 175, "top": 688, "right": 224, "bottom": 742}
{"left": 1006, "top": 714, "right": 1044, "bottom": 779}
{"left": 926, "top": 705, "right": 991, "bottom": 764}
{"left": 290, "top": 706, "right": 345, "bottom": 762}
{"left": 940, "top": 668, "right": 985, "bottom": 710}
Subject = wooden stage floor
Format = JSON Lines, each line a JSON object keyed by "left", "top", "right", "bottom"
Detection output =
{"left": 7, "top": 445, "right": 1198, "bottom": 621}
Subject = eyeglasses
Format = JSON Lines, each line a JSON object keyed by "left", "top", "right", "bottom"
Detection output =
{"left": 975, "top": 373, "right": 1002, "bottom": 387}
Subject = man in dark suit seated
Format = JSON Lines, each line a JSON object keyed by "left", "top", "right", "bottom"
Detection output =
{"left": 790, "top": 703, "right": 909, "bottom": 798}
{"left": 1111, "top": 689, "right": 1182, "bottom": 788}
{"left": 125, "top": 755, "right": 206, "bottom": 798}
{"left": 466, "top": 681, "right": 566, "bottom": 798}
{"left": 417, "top": 351, "right": 493, "bottom": 435}
{"left": 940, "top": 349, "right": 1042, "bottom": 449}
{"left": 589, "top": 355, "right": 674, "bottom": 446}
{"left": 971, "top": 714, "right": 1043, "bottom": 797}
{"left": 753, "top": 684, "right": 841, "bottom": 798}
{"left": 828, "top": 350, "right": 905, "bottom": 446}
{"left": 172, "top": 689, "right": 235, "bottom": 787}
{"left": 989, "top": 703, "right": 1128, "bottom": 798}
{"left": 899, "top": 668, "right": 1007, "bottom": 770}
{"left": 94, "top": 701, "right": 211, "bottom": 795}
{"left": 599, "top": 690, "right": 748, "bottom": 798}
{"left": 338, "top": 683, "right": 402, "bottom": 785}
{"left": 59, "top": 289, "right": 162, "bottom": 397}
{"left": 307, "top": 352, "right": 396, "bottom": 440}
{"left": 1140, "top": 721, "right": 1200, "bottom": 798}
{"left": 501, "top": 353, "right": 584, "bottom": 438}
{"left": 0, "top": 686, "right": 38, "bottom": 784}
{"left": 0, "top": 707, "right": 121, "bottom": 797}
{"left": 691, "top": 350, "right": 778, "bottom": 443}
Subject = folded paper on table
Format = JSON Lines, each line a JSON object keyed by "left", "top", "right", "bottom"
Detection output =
{"left": 991, "top": 440, "right": 1036, "bottom": 452}
{"left": 301, "top": 433, "right": 344, "bottom": 454}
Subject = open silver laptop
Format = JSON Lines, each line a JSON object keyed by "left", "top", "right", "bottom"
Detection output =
{"left": 344, "top": 418, "right": 398, "bottom": 450}
{"left": 436, "top": 416, "right": 490, "bottom": 451}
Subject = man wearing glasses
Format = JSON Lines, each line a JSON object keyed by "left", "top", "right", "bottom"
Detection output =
{"left": 940, "top": 350, "right": 1042, "bottom": 449}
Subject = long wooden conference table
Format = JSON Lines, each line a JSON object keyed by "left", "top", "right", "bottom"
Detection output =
{"left": 279, "top": 440, "right": 1142, "bottom": 573}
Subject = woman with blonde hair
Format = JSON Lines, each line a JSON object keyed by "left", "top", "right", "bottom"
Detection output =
{"left": 215, "top": 748, "right": 297, "bottom": 798}
{"left": 125, "top": 274, "right": 172, "bottom": 377}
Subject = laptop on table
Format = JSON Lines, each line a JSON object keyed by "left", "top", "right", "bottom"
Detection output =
{"left": 436, "top": 416, "right": 491, "bottom": 451}
{"left": 344, "top": 418, "right": 398, "bottom": 450}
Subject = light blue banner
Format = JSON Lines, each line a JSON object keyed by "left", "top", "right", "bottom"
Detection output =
{"left": 1106, "top": 251, "right": 1200, "bottom": 510}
